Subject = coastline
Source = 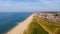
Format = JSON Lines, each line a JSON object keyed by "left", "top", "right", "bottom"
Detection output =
{"left": 6, "top": 13, "right": 35, "bottom": 34}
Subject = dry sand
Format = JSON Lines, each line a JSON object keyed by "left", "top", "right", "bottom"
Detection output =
{"left": 6, "top": 13, "right": 35, "bottom": 34}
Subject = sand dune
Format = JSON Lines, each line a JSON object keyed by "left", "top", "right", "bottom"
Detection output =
{"left": 6, "top": 13, "right": 35, "bottom": 34}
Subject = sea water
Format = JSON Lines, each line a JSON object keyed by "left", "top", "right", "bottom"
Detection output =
{"left": 0, "top": 12, "right": 32, "bottom": 34}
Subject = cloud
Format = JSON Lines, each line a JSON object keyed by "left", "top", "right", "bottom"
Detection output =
{"left": 0, "top": 0, "right": 60, "bottom": 11}
{"left": 37, "top": 0, "right": 60, "bottom": 11}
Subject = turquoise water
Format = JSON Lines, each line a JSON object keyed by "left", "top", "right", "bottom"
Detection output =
{"left": 0, "top": 12, "right": 32, "bottom": 34}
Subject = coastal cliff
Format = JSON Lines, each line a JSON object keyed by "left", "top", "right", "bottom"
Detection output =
{"left": 6, "top": 13, "right": 35, "bottom": 34}
{"left": 6, "top": 12, "right": 60, "bottom": 34}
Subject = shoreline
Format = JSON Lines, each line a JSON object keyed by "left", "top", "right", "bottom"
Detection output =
{"left": 5, "top": 13, "right": 35, "bottom": 34}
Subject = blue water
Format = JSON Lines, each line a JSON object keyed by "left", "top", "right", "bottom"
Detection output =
{"left": 0, "top": 12, "right": 32, "bottom": 34}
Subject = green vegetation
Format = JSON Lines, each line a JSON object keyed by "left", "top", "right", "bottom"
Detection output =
{"left": 23, "top": 16, "right": 48, "bottom": 34}
{"left": 36, "top": 16, "right": 60, "bottom": 34}
{"left": 23, "top": 15, "right": 60, "bottom": 34}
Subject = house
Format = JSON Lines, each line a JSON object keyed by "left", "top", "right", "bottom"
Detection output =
{"left": 38, "top": 12, "right": 60, "bottom": 23}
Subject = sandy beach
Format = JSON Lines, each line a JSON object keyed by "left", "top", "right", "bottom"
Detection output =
{"left": 6, "top": 13, "right": 35, "bottom": 34}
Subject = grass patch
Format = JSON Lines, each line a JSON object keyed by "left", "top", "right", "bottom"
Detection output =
{"left": 23, "top": 15, "right": 60, "bottom": 34}
{"left": 23, "top": 16, "right": 48, "bottom": 34}
{"left": 36, "top": 16, "right": 60, "bottom": 34}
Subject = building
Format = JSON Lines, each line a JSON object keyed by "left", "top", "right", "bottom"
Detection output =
{"left": 38, "top": 12, "right": 60, "bottom": 23}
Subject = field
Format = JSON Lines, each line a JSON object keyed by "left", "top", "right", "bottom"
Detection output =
{"left": 23, "top": 15, "right": 60, "bottom": 34}
{"left": 23, "top": 16, "right": 48, "bottom": 34}
{"left": 37, "top": 16, "right": 60, "bottom": 34}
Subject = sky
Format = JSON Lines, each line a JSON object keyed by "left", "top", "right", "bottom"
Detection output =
{"left": 0, "top": 0, "right": 60, "bottom": 12}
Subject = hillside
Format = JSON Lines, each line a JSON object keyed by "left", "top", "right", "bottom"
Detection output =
{"left": 23, "top": 15, "right": 48, "bottom": 34}
{"left": 23, "top": 13, "right": 60, "bottom": 34}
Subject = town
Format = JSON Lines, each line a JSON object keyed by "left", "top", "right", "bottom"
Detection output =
{"left": 37, "top": 12, "right": 60, "bottom": 23}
